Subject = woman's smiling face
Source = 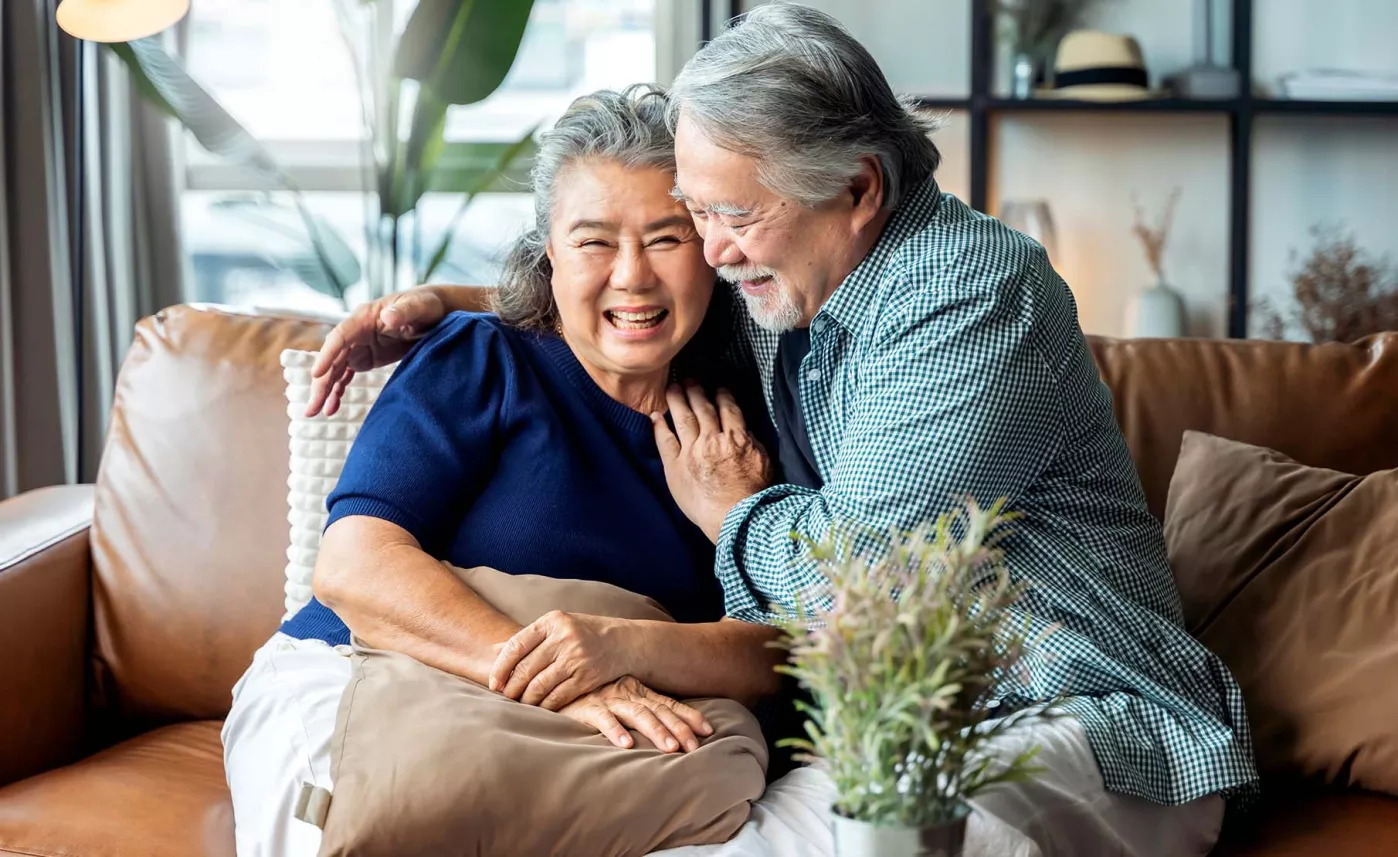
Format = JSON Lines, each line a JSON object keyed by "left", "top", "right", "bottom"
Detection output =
{"left": 546, "top": 158, "right": 715, "bottom": 387}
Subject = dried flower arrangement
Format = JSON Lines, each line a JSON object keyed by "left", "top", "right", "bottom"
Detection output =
{"left": 1130, "top": 188, "right": 1181, "bottom": 283}
{"left": 772, "top": 499, "right": 1056, "bottom": 829}
{"left": 993, "top": 0, "right": 1109, "bottom": 67}
{"left": 1254, "top": 224, "right": 1398, "bottom": 343}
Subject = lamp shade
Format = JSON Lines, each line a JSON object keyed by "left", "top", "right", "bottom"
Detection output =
{"left": 56, "top": 0, "right": 189, "bottom": 43}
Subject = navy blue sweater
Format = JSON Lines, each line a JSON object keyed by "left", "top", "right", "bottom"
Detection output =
{"left": 280, "top": 312, "right": 737, "bottom": 645}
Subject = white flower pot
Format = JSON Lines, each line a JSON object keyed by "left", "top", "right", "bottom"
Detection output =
{"left": 831, "top": 807, "right": 968, "bottom": 857}
{"left": 1126, "top": 280, "right": 1187, "bottom": 338}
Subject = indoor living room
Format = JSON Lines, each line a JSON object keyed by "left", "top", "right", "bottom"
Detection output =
{"left": 2, "top": 1, "right": 1396, "bottom": 856}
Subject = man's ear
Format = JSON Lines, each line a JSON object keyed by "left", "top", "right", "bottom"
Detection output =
{"left": 545, "top": 239, "right": 555, "bottom": 266}
{"left": 848, "top": 156, "right": 885, "bottom": 231}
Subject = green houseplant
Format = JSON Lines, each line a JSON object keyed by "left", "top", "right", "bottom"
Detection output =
{"left": 110, "top": 0, "right": 539, "bottom": 307}
{"left": 774, "top": 500, "right": 1057, "bottom": 857}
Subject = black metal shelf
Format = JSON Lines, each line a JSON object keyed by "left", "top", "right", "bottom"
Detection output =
{"left": 1252, "top": 98, "right": 1398, "bottom": 115}
{"left": 957, "top": 0, "right": 1397, "bottom": 339}
{"left": 981, "top": 96, "right": 1238, "bottom": 112}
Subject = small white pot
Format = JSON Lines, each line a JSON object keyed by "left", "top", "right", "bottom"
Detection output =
{"left": 831, "top": 806, "right": 969, "bottom": 857}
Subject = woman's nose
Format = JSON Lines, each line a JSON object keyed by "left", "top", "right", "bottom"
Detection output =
{"left": 703, "top": 225, "right": 743, "bottom": 269}
{"left": 611, "top": 245, "right": 655, "bottom": 291}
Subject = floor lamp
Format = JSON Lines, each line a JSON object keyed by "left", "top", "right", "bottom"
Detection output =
{"left": 53, "top": 0, "right": 187, "bottom": 477}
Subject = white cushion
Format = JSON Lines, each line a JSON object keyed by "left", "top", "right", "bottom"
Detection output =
{"left": 280, "top": 350, "right": 397, "bottom": 620}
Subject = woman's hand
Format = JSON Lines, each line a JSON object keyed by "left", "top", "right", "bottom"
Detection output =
{"left": 306, "top": 288, "right": 448, "bottom": 417}
{"left": 652, "top": 385, "right": 774, "bottom": 542}
{"left": 558, "top": 676, "right": 713, "bottom": 753}
{"left": 489, "top": 611, "right": 635, "bottom": 710}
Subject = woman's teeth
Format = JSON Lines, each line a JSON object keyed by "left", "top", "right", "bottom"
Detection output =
{"left": 606, "top": 309, "right": 667, "bottom": 329}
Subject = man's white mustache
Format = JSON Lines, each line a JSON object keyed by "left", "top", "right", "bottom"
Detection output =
{"left": 717, "top": 265, "right": 777, "bottom": 284}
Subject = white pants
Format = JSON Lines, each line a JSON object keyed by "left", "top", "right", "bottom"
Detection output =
{"left": 222, "top": 633, "right": 1224, "bottom": 857}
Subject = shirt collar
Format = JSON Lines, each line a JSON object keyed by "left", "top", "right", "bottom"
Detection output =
{"left": 815, "top": 176, "right": 943, "bottom": 341}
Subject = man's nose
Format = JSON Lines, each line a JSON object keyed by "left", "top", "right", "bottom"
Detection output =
{"left": 703, "top": 225, "right": 743, "bottom": 269}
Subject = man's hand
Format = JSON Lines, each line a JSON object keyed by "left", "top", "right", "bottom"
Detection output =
{"left": 558, "top": 676, "right": 712, "bottom": 753}
{"left": 489, "top": 611, "right": 634, "bottom": 710}
{"left": 651, "top": 384, "right": 772, "bottom": 542}
{"left": 306, "top": 288, "right": 449, "bottom": 416}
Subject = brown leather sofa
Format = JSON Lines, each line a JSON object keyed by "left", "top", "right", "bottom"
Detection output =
{"left": 2, "top": 304, "right": 1397, "bottom": 856}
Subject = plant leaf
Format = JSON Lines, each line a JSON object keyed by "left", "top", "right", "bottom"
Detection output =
{"left": 108, "top": 38, "right": 279, "bottom": 179}
{"left": 385, "top": 85, "right": 450, "bottom": 219}
{"left": 419, "top": 124, "right": 537, "bottom": 282}
{"left": 213, "top": 198, "right": 362, "bottom": 300}
{"left": 393, "top": 0, "right": 536, "bottom": 106}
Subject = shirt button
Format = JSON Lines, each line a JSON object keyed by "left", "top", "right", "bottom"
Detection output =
{"left": 811, "top": 317, "right": 826, "bottom": 335}
{"left": 805, "top": 367, "right": 821, "bottom": 382}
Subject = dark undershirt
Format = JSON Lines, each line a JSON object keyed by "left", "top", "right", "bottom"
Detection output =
{"left": 760, "top": 327, "right": 823, "bottom": 782}
{"left": 770, "top": 328, "right": 824, "bottom": 490}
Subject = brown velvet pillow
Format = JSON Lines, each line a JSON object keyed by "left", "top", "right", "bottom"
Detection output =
{"left": 1164, "top": 431, "right": 1398, "bottom": 794}
{"left": 316, "top": 565, "right": 768, "bottom": 857}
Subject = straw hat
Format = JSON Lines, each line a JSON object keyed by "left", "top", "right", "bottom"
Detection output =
{"left": 1043, "top": 30, "right": 1159, "bottom": 101}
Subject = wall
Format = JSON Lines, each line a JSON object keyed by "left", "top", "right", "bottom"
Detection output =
{"left": 737, "top": 0, "right": 1398, "bottom": 339}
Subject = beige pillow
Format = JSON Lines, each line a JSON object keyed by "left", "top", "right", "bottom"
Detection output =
{"left": 316, "top": 565, "right": 768, "bottom": 857}
{"left": 1164, "top": 431, "right": 1398, "bottom": 794}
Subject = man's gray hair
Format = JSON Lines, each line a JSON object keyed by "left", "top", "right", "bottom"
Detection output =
{"left": 667, "top": 3, "right": 941, "bottom": 209}
{"left": 496, "top": 84, "right": 675, "bottom": 331}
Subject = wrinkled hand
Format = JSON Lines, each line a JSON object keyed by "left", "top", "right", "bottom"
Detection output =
{"left": 558, "top": 676, "right": 713, "bottom": 753}
{"left": 652, "top": 384, "right": 773, "bottom": 543}
{"left": 489, "top": 611, "right": 632, "bottom": 710}
{"left": 306, "top": 287, "right": 448, "bottom": 416}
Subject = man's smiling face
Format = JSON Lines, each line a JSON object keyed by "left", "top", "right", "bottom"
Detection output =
{"left": 672, "top": 113, "right": 860, "bottom": 332}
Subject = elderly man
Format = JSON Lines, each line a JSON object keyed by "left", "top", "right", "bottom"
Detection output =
{"left": 308, "top": 5, "right": 1257, "bottom": 854}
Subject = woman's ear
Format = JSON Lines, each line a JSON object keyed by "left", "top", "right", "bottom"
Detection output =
{"left": 544, "top": 239, "right": 555, "bottom": 266}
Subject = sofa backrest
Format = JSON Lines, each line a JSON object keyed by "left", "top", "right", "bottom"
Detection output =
{"left": 1089, "top": 333, "right": 1398, "bottom": 519}
{"left": 88, "top": 305, "right": 1398, "bottom": 725}
{"left": 91, "top": 305, "right": 328, "bottom": 726}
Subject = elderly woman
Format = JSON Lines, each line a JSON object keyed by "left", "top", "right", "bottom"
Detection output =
{"left": 220, "top": 85, "right": 786, "bottom": 857}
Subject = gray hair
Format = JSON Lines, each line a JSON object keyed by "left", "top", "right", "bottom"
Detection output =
{"left": 666, "top": 3, "right": 940, "bottom": 209}
{"left": 495, "top": 84, "right": 676, "bottom": 331}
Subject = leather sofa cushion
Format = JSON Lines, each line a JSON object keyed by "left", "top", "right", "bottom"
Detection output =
{"left": 1165, "top": 431, "right": 1398, "bottom": 794}
{"left": 1088, "top": 333, "right": 1398, "bottom": 520}
{"left": 0, "top": 720, "right": 233, "bottom": 857}
{"left": 92, "top": 306, "right": 329, "bottom": 725}
{"left": 1214, "top": 791, "right": 1398, "bottom": 856}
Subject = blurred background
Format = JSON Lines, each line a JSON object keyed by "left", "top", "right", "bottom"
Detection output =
{"left": 3, "top": 0, "right": 1396, "bottom": 494}
{"left": 176, "top": 0, "right": 1398, "bottom": 342}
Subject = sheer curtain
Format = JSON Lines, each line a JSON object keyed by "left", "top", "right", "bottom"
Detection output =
{"left": 0, "top": 0, "right": 185, "bottom": 499}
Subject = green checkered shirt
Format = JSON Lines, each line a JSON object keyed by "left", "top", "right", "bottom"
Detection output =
{"left": 716, "top": 177, "right": 1259, "bottom": 806}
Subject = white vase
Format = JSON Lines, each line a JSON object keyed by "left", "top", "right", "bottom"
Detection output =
{"left": 831, "top": 807, "right": 968, "bottom": 857}
{"left": 1126, "top": 279, "right": 1187, "bottom": 338}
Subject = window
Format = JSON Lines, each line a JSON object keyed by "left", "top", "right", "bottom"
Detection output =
{"left": 181, "top": 0, "right": 663, "bottom": 314}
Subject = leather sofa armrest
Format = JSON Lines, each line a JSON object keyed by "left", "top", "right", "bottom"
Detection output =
{"left": 0, "top": 485, "right": 94, "bottom": 787}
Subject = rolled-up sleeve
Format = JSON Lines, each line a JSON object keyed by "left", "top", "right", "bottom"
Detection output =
{"left": 715, "top": 262, "right": 1064, "bottom": 623}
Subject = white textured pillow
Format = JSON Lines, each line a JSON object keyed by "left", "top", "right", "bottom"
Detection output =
{"left": 280, "top": 350, "right": 398, "bottom": 620}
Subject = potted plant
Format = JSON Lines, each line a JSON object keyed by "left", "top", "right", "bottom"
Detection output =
{"left": 1253, "top": 224, "right": 1398, "bottom": 343}
{"left": 1126, "top": 187, "right": 1187, "bottom": 337}
{"left": 992, "top": 0, "right": 1109, "bottom": 98}
{"left": 773, "top": 499, "right": 1056, "bottom": 857}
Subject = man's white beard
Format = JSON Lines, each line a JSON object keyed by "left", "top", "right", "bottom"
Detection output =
{"left": 718, "top": 265, "right": 802, "bottom": 333}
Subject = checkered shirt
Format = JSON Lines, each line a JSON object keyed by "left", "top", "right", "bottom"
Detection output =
{"left": 715, "top": 177, "right": 1260, "bottom": 806}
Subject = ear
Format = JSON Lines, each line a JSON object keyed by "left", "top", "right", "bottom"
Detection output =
{"left": 848, "top": 156, "right": 886, "bottom": 232}
{"left": 545, "top": 239, "right": 555, "bottom": 267}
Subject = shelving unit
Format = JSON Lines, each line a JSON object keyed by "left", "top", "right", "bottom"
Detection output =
{"left": 939, "top": 0, "right": 1396, "bottom": 338}
{"left": 700, "top": 0, "right": 1393, "bottom": 337}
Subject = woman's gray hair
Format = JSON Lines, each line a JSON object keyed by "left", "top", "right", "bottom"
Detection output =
{"left": 495, "top": 84, "right": 676, "bottom": 331}
{"left": 666, "top": 3, "right": 941, "bottom": 209}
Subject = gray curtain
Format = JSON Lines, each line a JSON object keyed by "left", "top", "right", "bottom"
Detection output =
{"left": 0, "top": 0, "right": 185, "bottom": 499}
